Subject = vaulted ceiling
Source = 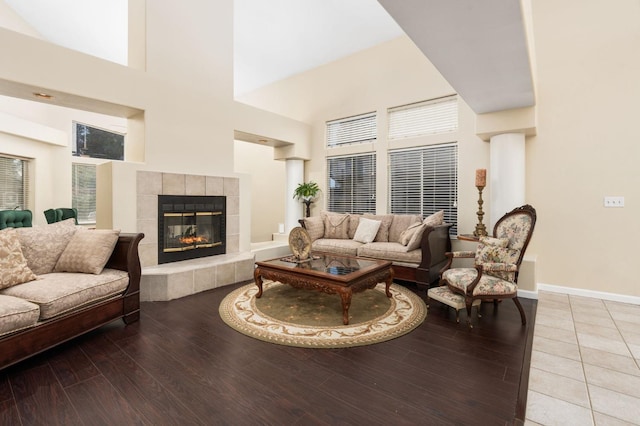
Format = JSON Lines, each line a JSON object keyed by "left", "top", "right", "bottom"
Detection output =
{"left": 3, "top": 0, "right": 535, "bottom": 114}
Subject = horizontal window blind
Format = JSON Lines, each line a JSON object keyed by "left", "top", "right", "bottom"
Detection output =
{"left": 0, "top": 155, "right": 30, "bottom": 210}
{"left": 388, "top": 95, "right": 458, "bottom": 140}
{"left": 72, "top": 163, "right": 97, "bottom": 225}
{"left": 326, "top": 112, "right": 376, "bottom": 147}
{"left": 327, "top": 153, "right": 376, "bottom": 214}
{"left": 388, "top": 143, "right": 458, "bottom": 234}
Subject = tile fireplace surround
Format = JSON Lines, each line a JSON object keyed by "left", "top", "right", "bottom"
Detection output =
{"left": 137, "top": 171, "right": 254, "bottom": 301}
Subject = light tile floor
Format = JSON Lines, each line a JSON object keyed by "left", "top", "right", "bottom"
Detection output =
{"left": 525, "top": 291, "right": 640, "bottom": 425}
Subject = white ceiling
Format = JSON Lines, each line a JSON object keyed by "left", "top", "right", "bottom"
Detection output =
{"left": 3, "top": 0, "right": 534, "bottom": 114}
{"left": 233, "top": 0, "right": 404, "bottom": 96}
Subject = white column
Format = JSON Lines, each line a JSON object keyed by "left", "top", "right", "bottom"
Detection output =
{"left": 489, "top": 133, "right": 525, "bottom": 229}
{"left": 285, "top": 159, "right": 304, "bottom": 233}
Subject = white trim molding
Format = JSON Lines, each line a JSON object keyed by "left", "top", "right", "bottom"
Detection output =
{"left": 537, "top": 282, "right": 640, "bottom": 306}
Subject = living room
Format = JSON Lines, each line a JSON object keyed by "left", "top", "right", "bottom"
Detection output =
{"left": 1, "top": 0, "right": 639, "bottom": 424}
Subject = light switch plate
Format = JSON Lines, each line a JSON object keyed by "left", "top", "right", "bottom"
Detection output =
{"left": 604, "top": 196, "right": 624, "bottom": 207}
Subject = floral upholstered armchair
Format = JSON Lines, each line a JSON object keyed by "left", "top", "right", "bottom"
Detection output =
{"left": 439, "top": 205, "right": 537, "bottom": 327}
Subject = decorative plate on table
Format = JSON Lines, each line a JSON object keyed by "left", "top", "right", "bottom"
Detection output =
{"left": 289, "top": 226, "right": 311, "bottom": 260}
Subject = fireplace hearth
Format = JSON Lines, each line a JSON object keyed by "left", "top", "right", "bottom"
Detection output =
{"left": 158, "top": 195, "right": 226, "bottom": 264}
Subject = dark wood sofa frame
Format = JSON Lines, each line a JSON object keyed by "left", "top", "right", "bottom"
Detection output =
{"left": 395, "top": 223, "right": 452, "bottom": 288}
{"left": 0, "top": 232, "right": 144, "bottom": 371}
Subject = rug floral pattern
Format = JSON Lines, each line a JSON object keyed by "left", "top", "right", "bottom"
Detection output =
{"left": 219, "top": 281, "right": 427, "bottom": 348}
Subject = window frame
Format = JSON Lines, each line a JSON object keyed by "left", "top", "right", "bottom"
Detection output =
{"left": 0, "top": 154, "right": 31, "bottom": 211}
{"left": 73, "top": 121, "right": 125, "bottom": 161}
{"left": 326, "top": 153, "right": 377, "bottom": 214}
{"left": 388, "top": 143, "right": 458, "bottom": 234}
{"left": 326, "top": 112, "right": 377, "bottom": 148}
{"left": 388, "top": 95, "right": 458, "bottom": 140}
{"left": 71, "top": 161, "right": 98, "bottom": 226}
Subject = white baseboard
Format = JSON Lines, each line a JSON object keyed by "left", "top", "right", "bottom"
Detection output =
{"left": 517, "top": 289, "right": 538, "bottom": 300}
{"left": 536, "top": 282, "right": 640, "bottom": 306}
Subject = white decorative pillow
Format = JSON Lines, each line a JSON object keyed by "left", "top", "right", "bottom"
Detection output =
{"left": 403, "top": 223, "right": 427, "bottom": 251}
{"left": 353, "top": 217, "right": 381, "bottom": 243}
{"left": 399, "top": 222, "right": 422, "bottom": 245}
{"left": 16, "top": 218, "right": 77, "bottom": 275}
{"left": 423, "top": 210, "right": 445, "bottom": 227}
{"left": 54, "top": 228, "right": 120, "bottom": 274}
{"left": 0, "top": 228, "right": 37, "bottom": 289}
{"left": 362, "top": 214, "right": 394, "bottom": 242}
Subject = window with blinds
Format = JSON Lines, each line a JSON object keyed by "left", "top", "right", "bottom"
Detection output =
{"left": 72, "top": 163, "right": 97, "bottom": 225}
{"left": 388, "top": 143, "right": 458, "bottom": 234}
{"left": 326, "top": 112, "right": 376, "bottom": 147}
{"left": 0, "top": 155, "right": 30, "bottom": 210}
{"left": 327, "top": 153, "right": 376, "bottom": 214}
{"left": 388, "top": 95, "right": 458, "bottom": 140}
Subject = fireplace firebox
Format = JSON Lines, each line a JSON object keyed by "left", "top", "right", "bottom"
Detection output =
{"left": 158, "top": 195, "right": 226, "bottom": 264}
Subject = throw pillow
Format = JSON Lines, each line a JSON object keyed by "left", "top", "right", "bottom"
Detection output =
{"left": 479, "top": 236, "right": 509, "bottom": 248}
{"left": 347, "top": 214, "right": 361, "bottom": 239}
{"left": 54, "top": 228, "right": 121, "bottom": 274}
{"left": 423, "top": 210, "right": 445, "bottom": 227}
{"left": 475, "top": 236, "right": 520, "bottom": 281}
{"left": 362, "top": 214, "right": 394, "bottom": 242}
{"left": 353, "top": 217, "right": 381, "bottom": 243}
{"left": 397, "top": 222, "right": 427, "bottom": 251}
{"left": 303, "top": 216, "right": 325, "bottom": 242}
{"left": 0, "top": 228, "right": 37, "bottom": 289}
{"left": 321, "top": 212, "right": 350, "bottom": 239}
{"left": 16, "top": 218, "right": 77, "bottom": 275}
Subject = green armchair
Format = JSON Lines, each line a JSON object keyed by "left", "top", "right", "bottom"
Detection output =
{"left": 0, "top": 209, "right": 33, "bottom": 229}
{"left": 44, "top": 208, "right": 78, "bottom": 225}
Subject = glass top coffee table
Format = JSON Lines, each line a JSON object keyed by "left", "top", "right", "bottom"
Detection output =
{"left": 254, "top": 253, "right": 394, "bottom": 325}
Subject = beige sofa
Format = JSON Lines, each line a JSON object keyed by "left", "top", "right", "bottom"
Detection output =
{"left": 0, "top": 219, "right": 143, "bottom": 370}
{"left": 300, "top": 211, "right": 452, "bottom": 288}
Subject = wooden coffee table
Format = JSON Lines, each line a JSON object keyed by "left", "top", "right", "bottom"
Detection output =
{"left": 254, "top": 253, "right": 394, "bottom": 325}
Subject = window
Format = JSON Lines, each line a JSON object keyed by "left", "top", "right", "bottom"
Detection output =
{"left": 388, "top": 95, "right": 458, "bottom": 140}
{"left": 388, "top": 143, "right": 458, "bottom": 234}
{"left": 0, "top": 155, "right": 30, "bottom": 210}
{"left": 72, "top": 163, "right": 97, "bottom": 225}
{"left": 73, "top": 122, "right": 125, "bottom": 160}
{"left": 326, "top": 112, "right": 376, "bottom": 147}
{"left": 327, "top": 154, "right": 376, "bottom": 214}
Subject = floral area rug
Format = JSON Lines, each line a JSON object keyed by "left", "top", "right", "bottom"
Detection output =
{"left": 218, "top": 281, "right": 427, "bottom": 348}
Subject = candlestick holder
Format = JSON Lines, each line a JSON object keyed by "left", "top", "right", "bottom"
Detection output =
{"left": 473, "top": 185, "right": 488, "bottom": 237}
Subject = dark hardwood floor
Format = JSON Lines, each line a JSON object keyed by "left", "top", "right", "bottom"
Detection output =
{"left": 0, "top": 281, "right": 536, "bottom": 426}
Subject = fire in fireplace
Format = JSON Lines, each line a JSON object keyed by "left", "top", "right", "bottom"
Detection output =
{"left": 158, "top": 195, "right": 226, "bottom": 264}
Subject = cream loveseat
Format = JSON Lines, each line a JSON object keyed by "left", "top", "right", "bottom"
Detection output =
{"left": 0, "top": 219, "right": 144, "bottom": 370}
{"left": 300, "top": 211, "right": 452, "bottom": 288}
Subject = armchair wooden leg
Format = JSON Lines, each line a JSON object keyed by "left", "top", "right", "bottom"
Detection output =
{"left": 465, "top": 300, "right": 474, "bottom": 328}
{"left": 513, "top": 297, "right": 527, "bottom": 325}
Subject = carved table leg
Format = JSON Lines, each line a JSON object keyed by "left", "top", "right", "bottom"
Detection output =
{"left": 340, "top": 291, "right": 352, "bottom": 325}
{"left": 384, "top": 268, "right": 394, "bottom": 298}
{"left": 254, "top": 267, "right": 263, "bottom": 298}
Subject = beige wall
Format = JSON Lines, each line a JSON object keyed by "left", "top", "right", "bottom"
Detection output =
{"left": 525, "top": 0, "right": 640, "bottom": 296}
{"left": 234, "top": 140, "right": 286, "bottom": 243}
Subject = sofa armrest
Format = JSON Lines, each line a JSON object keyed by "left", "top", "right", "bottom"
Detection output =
{"left": 105, "top": 233, "right": 144, "bottom": 297}
{"left": 416, "top": 223, "right": 452, "bottom": 285}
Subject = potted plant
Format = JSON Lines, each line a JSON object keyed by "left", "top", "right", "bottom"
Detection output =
{"left": 293, "top": 181, "right": 321, "bottom": 218}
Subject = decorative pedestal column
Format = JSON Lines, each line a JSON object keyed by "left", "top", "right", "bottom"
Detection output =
{"left": 489, "top": 133, "right": 525, "bottom": 229}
